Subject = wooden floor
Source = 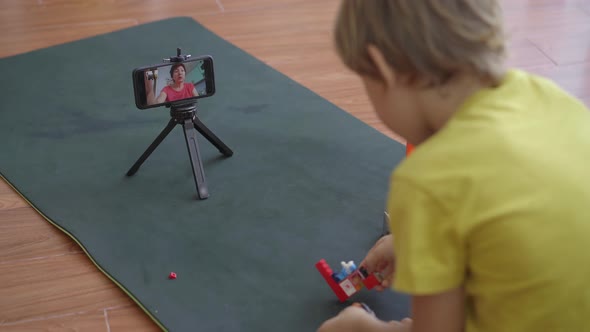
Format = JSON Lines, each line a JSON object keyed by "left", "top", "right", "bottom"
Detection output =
{"left": 0, "top": 0, "right": 588, "bottom": 330}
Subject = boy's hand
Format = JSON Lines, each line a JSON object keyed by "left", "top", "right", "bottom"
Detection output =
{"left": 317, "top": 303, "right": 412, "bottom": 332}
{"left": 317, "top": 305, "right": 373, "bottom": 332}
{"left": 360, "top": 234, "right": 396, "bottom": 291}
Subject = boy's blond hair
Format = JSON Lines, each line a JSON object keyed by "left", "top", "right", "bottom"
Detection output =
{"left": 334, "top": 0, "right": 507, "bottom": 87}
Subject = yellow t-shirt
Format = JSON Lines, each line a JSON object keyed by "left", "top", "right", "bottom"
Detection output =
{"left": 387, "top": 69, "right": 590, "bottom": 332}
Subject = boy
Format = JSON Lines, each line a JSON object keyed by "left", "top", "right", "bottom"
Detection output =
{"left": 318, "top": 1, "right": 590, "bottom": 331}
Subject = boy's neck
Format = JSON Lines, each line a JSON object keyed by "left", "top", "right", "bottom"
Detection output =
{"left": 418, "top": 72, "right": 503, "bottom": 141}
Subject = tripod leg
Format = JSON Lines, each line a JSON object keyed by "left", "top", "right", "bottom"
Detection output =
{"left": 126, "top": 118, "right": 177, "bottom": 176}
{"left": 192, "top": 116, "right": 233, "bottom": 157}
{"left": 183, "top": 118, "right": 209, "bottom": 200}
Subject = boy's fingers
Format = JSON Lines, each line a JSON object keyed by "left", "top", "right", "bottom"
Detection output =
{"left": 360, "top": 234, "right": 394, "bottom": 275}
{"left": 381, "top": 263, "right": 395, "bottom": 279}
{"left": 361, "top": 255, "right": 392, "bottom": 276}
{"left": 359, "top": 256, "right": 375, "bottom": 273}
{"left": 361, "top": 246, "right": 388, "bottom": 271}
{"left": 359, "top": 248, "right": 380, "bottom": 272}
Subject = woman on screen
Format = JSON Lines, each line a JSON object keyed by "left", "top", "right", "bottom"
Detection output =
{"left": 145, "top": 63, "right": 199, "bottom": 105}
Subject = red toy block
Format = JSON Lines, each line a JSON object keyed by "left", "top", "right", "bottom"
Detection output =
{"left": 168, "top": 272, "right": 177, "bottom": 279}
{"left": 406, "top": 143, "right": 414, "bottom": 157}
{"left": 315, "top": 259, "right": 349, "bottom": 302}
{"left": 362, "top": 274, "right": 380, "bottom": 290}
{"left": 315, "top": 259, "right": 382, "bottom": 302}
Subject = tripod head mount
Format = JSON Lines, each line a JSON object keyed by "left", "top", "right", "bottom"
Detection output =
{"left": 168, "top": 96, "right": 198, "bottom": 113}
{"left": 170, "top": 101, "right": 198, "bottom": 120}
{"left": 164, "top": 48, "right": 191, "bottom": 63}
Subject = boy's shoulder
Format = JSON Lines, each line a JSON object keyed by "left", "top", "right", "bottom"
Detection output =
{"left": 393, "top": 68, "right": 590, "bottom": 190}
{"left": 471, "top": 69, "right": 588, "bottom": 116}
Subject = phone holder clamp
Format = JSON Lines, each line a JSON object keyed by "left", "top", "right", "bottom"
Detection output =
{"left": 164, "top": 48, "right": 191, "bottom": 63}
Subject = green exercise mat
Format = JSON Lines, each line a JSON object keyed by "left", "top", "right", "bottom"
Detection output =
{"left": 0, "top": 17, "right": 409, "bottom": 331}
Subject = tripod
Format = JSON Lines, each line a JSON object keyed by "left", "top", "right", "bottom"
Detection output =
{"left": 126, "top": 102, "right": 233, "bottom": 199}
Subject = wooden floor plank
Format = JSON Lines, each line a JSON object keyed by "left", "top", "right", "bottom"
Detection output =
{"left": 527, "top": 25, "right": 590, "bottom": 65}
{"left": 0, "top": 180, "right": 14, "bottom": 195}
{"left": 503, "top": 5, "right": 589, "bottom": 32}
{"left": 0, "top": 1, "right": 223, "bottom": 58}
{"left": 0, "top": 193, "right": 29, "bottom": 210}
{"left": 505, "top": 38, "right": 556, "bottom": 69}
{"left": 0, "top": 207, "right": 82, "bottom": 263}
{"left": 500, "top": 0, "right": 584, "bottom": 12}
{"left": 0, "top": 253, "right": 134, "bottom": 324}
{"left": 218, "top": 0, "right": 309, "bottom": 12}
{"left": 532, "top": 62, "right": 590, "bottom": 101}
{"left": 0, "top": 309, "right": 107, "bottom": 331}
{"left": 0, "top": 19, "right": 139, "bottom": 58}
{"left": 107, "top": 306, "right": 162, "bottom": 332}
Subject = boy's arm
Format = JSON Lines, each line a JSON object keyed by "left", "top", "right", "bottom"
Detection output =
{"left": 317, "top": 304, "right": 412, "bottom": 332}
{"left": 317, "top": 287, "right": 464, "bottom": 332}
{"left": 411, "top": 286, "right": 465, "bottom": 332}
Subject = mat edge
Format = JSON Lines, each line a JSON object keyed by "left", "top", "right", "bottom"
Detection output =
{"left": 0, "top": 173, "right": 168, "bottom": 332}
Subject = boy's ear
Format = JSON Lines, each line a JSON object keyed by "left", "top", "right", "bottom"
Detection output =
{"left": 366, "top": 45, "right": 396, "bottom": 87}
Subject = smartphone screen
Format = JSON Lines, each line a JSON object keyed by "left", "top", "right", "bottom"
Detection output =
{"left": 132, "top": 55, "right": 215, "bottom": 110}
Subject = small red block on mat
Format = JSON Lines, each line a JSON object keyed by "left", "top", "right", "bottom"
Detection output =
{"left": 169, "top": 272, "right": 177, "bottom": 279}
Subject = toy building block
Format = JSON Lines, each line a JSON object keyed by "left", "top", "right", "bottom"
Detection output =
{"left": 361, "top": 268, "right": 381, "bottom": 289}
{"left": 315, "top": 259, "right": 382, "bottom": 302}
{"left": 406, "top": 143, "right": 414, "bottom": 157}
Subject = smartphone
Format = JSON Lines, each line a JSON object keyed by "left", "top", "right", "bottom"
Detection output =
{"left": 132, "top": 55, "right": 215, "bottom": 110}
